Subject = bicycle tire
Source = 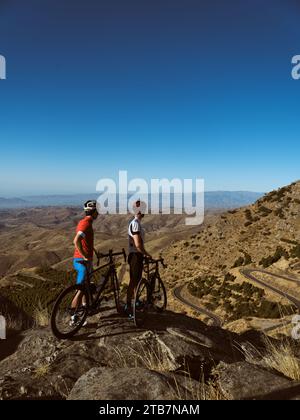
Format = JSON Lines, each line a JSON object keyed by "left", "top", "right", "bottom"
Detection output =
{"left": 133, "top": 278, "right": 149, "bottom": 327}
{"left": 51, "top": 284, "right": 89, "bottom": 339}
{"left": 149, "top": 275, "right": 167, "bottom": 312}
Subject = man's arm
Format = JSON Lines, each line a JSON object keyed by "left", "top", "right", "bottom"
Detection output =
{"left": 132, "top": 234, "right": 152, "bottom": 258}
{"left": 73, "top": 232, "right": 89, "bottom": 260}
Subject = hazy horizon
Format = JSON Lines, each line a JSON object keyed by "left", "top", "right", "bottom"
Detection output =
{"left": 0, "top": 189, "right": 266, "bottom": 199}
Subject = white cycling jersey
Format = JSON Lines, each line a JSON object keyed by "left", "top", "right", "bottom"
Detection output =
{"left": 128, "top": 217, "right": 145, "bottom": 254}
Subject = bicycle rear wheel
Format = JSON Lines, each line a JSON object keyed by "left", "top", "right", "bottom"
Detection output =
{"left": 133, "top": 278, "right": 149, "bottom": 327}
{"left": 149, "top": 275, "right": 167, "bottom": 312}
{"left": 51, "top": 284, "right": 89, "bottom": 339}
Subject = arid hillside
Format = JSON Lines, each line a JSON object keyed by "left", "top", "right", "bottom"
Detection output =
{"left": 163, "top": 181, "right": 300, "bottom": 283}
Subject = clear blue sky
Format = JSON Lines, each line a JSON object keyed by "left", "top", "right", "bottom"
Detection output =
{"left": 0, "top": 0, "right": 299, "bottom": 196}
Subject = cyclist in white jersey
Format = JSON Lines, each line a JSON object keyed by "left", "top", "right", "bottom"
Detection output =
{"left": 126, "top": 200, "right": 152, "bottom": 317}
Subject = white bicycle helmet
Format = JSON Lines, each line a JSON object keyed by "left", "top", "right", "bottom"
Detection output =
{"left": 83, "top": 200, "right": 97, "bottom": 212}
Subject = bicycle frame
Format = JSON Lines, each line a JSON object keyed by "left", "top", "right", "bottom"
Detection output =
{"left": 143, "top": 258, "right": 165, "bottom": 281}
{"left": 82, "top": 249, "right": 126, "bottom": 309}
{"left": 143, "top": 257, "right": 166, "bottom": 295}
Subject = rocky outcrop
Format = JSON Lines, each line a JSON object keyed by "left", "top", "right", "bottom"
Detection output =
{"left": 67, "top": 367, "right": 200, "bottom": 400}
{"left": 214, "top": 361, "right": 300, "bottom": 400}
{"left": 0, "top": 309, "right": 298, "bottom": 400}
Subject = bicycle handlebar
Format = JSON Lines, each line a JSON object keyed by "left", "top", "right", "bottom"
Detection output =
{"left": 144, "top": 256, "right": 168, "bottom": 269}
{"left": 96, "top": 248, "right": 127, "bottom": 265}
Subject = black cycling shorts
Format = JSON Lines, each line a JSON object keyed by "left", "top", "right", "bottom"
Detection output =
{"left": 128, "top": 252, "right": 144, "bottom": 286}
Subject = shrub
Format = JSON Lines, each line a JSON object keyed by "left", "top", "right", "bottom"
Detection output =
{"left": 259, "top": 246, "right": 289, "bottom": 268}
{"left": 224, "top": 273, "right": 236, "bottom": 282}
{"left": 244, "top": 209, "right": 253, "bottom": 222}
{"left": 258, "top": 205, "right": 272, "bottom": 216}
{"left": 232, "top": 256, "right": 245, "bottom": 268}
{"left": 243, "top": 253, "right": 252, "bottom": 265}
{"left": 274, "top": 208, "right": 284, "bottom": 218}
{"left": 291, "top": 245, "right": 300, "bottom": 259}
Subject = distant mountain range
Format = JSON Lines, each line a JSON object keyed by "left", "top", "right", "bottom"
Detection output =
{"left": 0, "top": 197, "right": 28, "bottom": 207}
{"left": 0, "top": 191, "right": 264, "bottom": 210}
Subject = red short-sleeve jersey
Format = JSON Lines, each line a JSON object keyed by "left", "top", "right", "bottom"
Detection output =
{"left": 73, "top": 216, "right": 94, "bottom": 260}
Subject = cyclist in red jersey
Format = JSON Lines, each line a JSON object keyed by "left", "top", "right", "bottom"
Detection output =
{"left": 71, "top": 200, "right": 98, "bottom": 324}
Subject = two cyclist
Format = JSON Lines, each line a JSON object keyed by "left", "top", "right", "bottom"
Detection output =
{"left": 72, "top": 199, "right": 152, "bottom": 319}
{"left": 51, "top": 198, "right": 166, "bottom": 338}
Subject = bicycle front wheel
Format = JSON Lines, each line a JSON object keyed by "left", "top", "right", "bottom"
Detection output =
{"left": 149, "top": 275, "right": 167, "bottom": 312}
{"left": 51, "top": 284, "right": 89, "bottom": 339}
{"left": 133, "top": 278, "right": 149, "bottom": 327}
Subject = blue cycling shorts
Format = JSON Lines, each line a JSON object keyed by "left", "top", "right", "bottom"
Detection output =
{"left": 73, "top": 258, "right": 93, "bottom": 284}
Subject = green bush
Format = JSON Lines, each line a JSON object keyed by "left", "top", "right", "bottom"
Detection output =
{"left": 224, "top": 273, "right": 236, "bottom": 282}
{"left": 244, "top": 209, "right": 253, "bottom": 222}
{"left": 243, "top": 253, "right": 252, "bottom": 265}
{"left": 259, "top": 246, "right": 289, "bottom": 268}
{"left": 258, "top": 205, "right": 272, "bottom": 216}
{"left": 290, "top": 244, "right": 300, "bottom": 259}
{"left": 232, "top": 256, "right": 245, "bottom": 268}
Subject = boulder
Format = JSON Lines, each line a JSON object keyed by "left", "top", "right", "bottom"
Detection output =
{"left": 214, "top": 361, "right": 300, "bottom": 400}
{"left": 67, "top": 367, "right": 200, "bottom": 400}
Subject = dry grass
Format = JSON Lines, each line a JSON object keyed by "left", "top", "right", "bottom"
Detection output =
{"left": 1, "top": 312, "right": 32, "bottom": 335}
{"left": 240, "top": 330, "right": 300, "bottom": 381}
{"left": 33, "top": 300, "right": 50, "bottom": 327}
{"left": 109, "top": 342, "right": 225, "bottom": 400}
{"left": 34, "top": 363, "right": 51, "bottom": 378}
{"left": 169, "top": 368, "right": 225, "bottom": 400}
{"left": 110, "top": 341, "right": 173, "bottom": 371}
{"left": 5, "top": 313, "right": 26, "bottom": 331}
{"left": 262, "top": 336, "right": 300, "bottom": 381}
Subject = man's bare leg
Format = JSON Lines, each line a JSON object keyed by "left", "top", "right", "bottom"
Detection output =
{"left": 71, "top": 290, "right": 86, "bottom": 309}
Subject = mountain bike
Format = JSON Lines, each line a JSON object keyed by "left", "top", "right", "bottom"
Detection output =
{"left": 51, "top": 248, "right": 126, "bottom": 339}
{"left": 133, "top": 257, "right": 167, "bottom": 327}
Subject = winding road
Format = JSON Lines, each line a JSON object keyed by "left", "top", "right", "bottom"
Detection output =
{"left": 173, "top": 284, "right": 222, "bottom": 327}
{"left": 173, "top": 268, "right": 300, "bottom": 331}
{"left": 240, "top": 268, "right": 300, "bottom": 309}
